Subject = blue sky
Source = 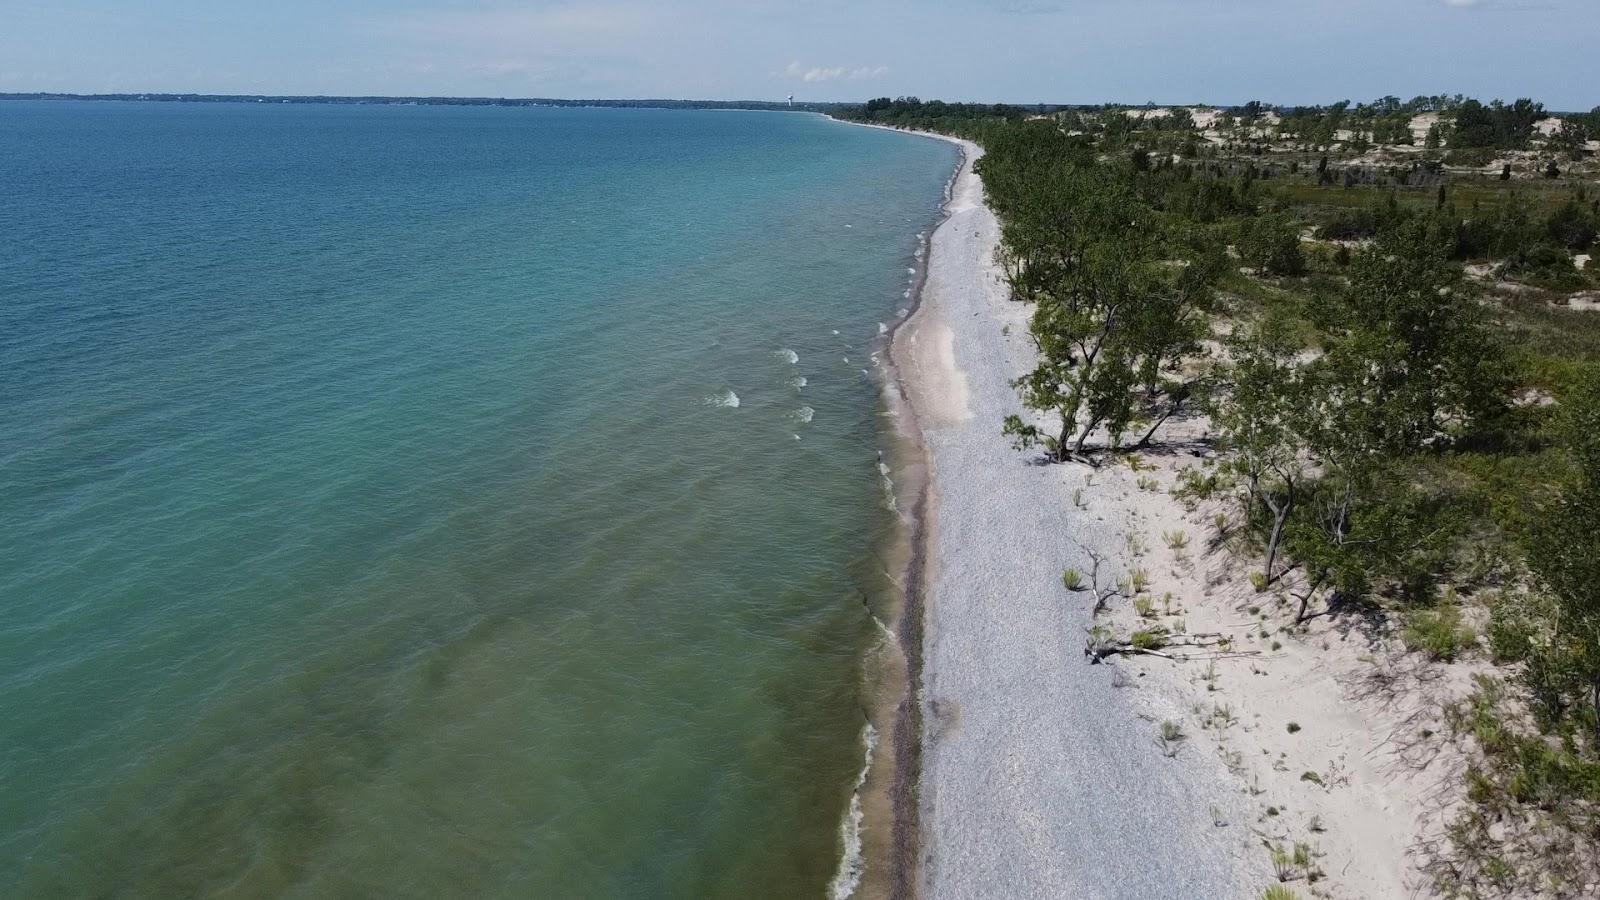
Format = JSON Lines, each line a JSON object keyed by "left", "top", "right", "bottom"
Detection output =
{"left": 2, "top": 0, "right": 1596, "bottom": 109}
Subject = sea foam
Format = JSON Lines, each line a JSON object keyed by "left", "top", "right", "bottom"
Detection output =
{"left": 827, "top": 722, "right": 879, "bottom": 900}
{"left": 703, "top": 390, "right": 740, "bottom": 408}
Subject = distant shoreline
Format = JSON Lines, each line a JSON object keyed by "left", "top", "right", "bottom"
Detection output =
{"left": 0, "top": 92, "right": 842, "bottom": 112}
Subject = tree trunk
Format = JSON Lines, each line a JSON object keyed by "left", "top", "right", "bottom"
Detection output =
{"left": 1261, "top": 485, "right": 1294, "bottom": 585}
{"left": 1592, "top": 673, "right": 1600, "bottom": 739}
{"left": 1264, "top": 508, "right": 1286, "bottom": 584}
{"left": 1293, "top": 574, "right": 1326, "bottom": 625}
{"left": 1131, "top": 392, "right": 1186, "bottom": 451}
{"left": 1072, "top": 412, "right": 1106, "bottom": 456}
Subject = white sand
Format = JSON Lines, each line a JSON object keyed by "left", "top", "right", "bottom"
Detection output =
{"left": 892, "top": 140, "right": 1265, "bottom": 899}
{"left": 1075, "top": 425, "right": 1479, "bottom": 899}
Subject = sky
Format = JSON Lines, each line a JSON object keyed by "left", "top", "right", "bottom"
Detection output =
{"left": 2, "top": 0, "right": 1597, "bottom": 110}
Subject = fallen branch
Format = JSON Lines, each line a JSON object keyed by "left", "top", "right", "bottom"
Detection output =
{"left": 1085, "top": 631, "right": 1232, "bottom": 663}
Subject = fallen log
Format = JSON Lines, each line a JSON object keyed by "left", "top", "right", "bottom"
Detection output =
{"left": 1085, "top": 631, "right": 1233, "bottom": 663}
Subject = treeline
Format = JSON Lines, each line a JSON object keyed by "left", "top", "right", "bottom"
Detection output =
{"left": 838, "top": 97, "right": 1034, "bottom": 136}
{"left": 971, "top": 113, "right": 1600, "bottom": 895}
{"left": 981, "top": 122, "right": 1223, "bottom": 460}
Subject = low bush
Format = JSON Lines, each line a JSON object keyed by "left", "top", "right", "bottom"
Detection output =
{"left": 1403, "top": 604, "right": 1476, "bottom": 662}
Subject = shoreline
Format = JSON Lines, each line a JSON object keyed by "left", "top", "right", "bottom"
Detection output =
{"left": 874, "top": 130, "right": 972, "bottom": 900}
{"left": 836, "top": 115, "right": 1461, "bottom": 900}
{"left": 821, "top": 116, "right": 970, "bottom": 900}
{"left": 862, "top": 119, "right": 1265, "bottom": 899}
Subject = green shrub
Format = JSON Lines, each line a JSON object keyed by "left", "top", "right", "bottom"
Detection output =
{"left": 1403, "top": 604, "right": 1476, "bottom": 662}
{"left": 1485, "top": 592, "right": 1542, "bottom": 664}
{"left": 1314, "top": 208, "right": 1379, "bottom": 241}
{"left": 1239, "top": 214, "right": 1307, "bottom": 276}
{"left": 1500, "top": 243, "right": 1584, "bottom": 291}
{"left": 1130, "top": 627, "right": 1169, "bottom": 650}
{"left": 1173, "top": 467, "right": 1226, "bottom": 501}
{"left": 1547, "top": 199, "right": 1599, "bottom": 252}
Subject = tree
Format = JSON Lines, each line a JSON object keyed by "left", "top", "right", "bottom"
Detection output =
{"left": 1547, "top": 199, "right": 1599, "bottom": 251}
{"left": 1451, "top": 97, "right": 1545, "bottom": 149}
{"left": 1215, "top": 326, "right": 1312, "bottom": 584}
{"left": 1451, "top": 99, "right": 1495, "bottom": 148}
{"left": 1281, "top": 454, "right": 1462, "bottom": 619}
{"left": 1548, "top": 119, "right": 1589, "bottom": 160}
{"left": 1123, "top": 241, "right": 1225, "bottom": 448}
{"left": 1332, "top": 219, "right": 1510, "bottom": 451}
{"left": 1527, "top": 367, "right": 1600, "bottom": 733}
{"left": 1238, "top": 214, "right": 1307, "bottom": 277}
{"left": 1003, "top": 233, "right": 1158, "bottom": 460}
{"left": 999, "top": 159, "right": 1220, "bottom": 461}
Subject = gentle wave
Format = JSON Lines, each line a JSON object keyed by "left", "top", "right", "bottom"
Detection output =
{"left": 776, "top": 348, "right": 799, "bottom": 365}
{"left": 703, "top": 390, "right": 741, "bottom": 408}
{"left": 827, "top": 721, "right": 879, "bottom": 900}
{"left": 878, "top": 456, "right": 897, "bottom": 513}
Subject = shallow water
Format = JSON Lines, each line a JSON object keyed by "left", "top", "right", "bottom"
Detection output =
{"left": 0, "top": 101, "right": 956, "bottom": 898}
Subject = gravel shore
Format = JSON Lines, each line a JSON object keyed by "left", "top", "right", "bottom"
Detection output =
{"left": 893, "top": 138, "right": 1261, "bottom": 900}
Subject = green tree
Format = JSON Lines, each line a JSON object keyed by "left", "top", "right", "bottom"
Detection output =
{"left": 1527, "top": 367, "right": 1600, "bottom": 732}
{"left": 999, "top": 162, "right": 1220, "bottom": 460}
{"left": 1546, "top": 199, "right": 1599, "bottom": 251}
{"left": 1214, "top": 326, "right": 1311, "bottom": 584}
{"left": 1003, "top": 234, "right": 1158, "bottom": 459}
{"left": 1451, "top": 97, "right": 1545, "bottom": 149}
{"left": 1238, "top": 214, "right": 1307, "bottom": 277}
{"left": 1332, "top": 220, "right": 1510, "bottom": 451}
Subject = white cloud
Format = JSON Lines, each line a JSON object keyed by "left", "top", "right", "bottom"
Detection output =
{"left": 784, "top": 61, "right": 888, "bottom": 82}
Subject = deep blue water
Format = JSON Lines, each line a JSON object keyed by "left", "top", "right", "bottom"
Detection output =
{"left": 0, "top": 101, "right": 956, "bottom": 897}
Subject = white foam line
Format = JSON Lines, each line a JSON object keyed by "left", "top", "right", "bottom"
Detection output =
{"left": 826, "top": 721, "right": 879, "bottom": 900}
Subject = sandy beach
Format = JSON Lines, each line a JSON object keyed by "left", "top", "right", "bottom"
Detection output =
{"left": 890, "top": 139, "right": 1265, "bottom": 899}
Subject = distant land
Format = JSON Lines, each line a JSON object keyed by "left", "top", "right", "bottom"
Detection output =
{"left": 5, "top": 94, "right": 1590, "bottom": 119}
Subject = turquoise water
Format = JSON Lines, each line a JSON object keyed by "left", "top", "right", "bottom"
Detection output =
{"left": 0, "top": 101, "right": 956, "bottom": 897}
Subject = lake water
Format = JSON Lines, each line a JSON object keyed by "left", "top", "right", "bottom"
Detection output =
{"left": 0, "top": 100, "right": 956, "bottom": 898}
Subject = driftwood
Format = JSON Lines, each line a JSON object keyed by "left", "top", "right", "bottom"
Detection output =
{"left": 1085, "top": 631, "right": 1235, "bottom": 663}
{"left": 1068, "top": 539, "right": 1121, "bottom": 616}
